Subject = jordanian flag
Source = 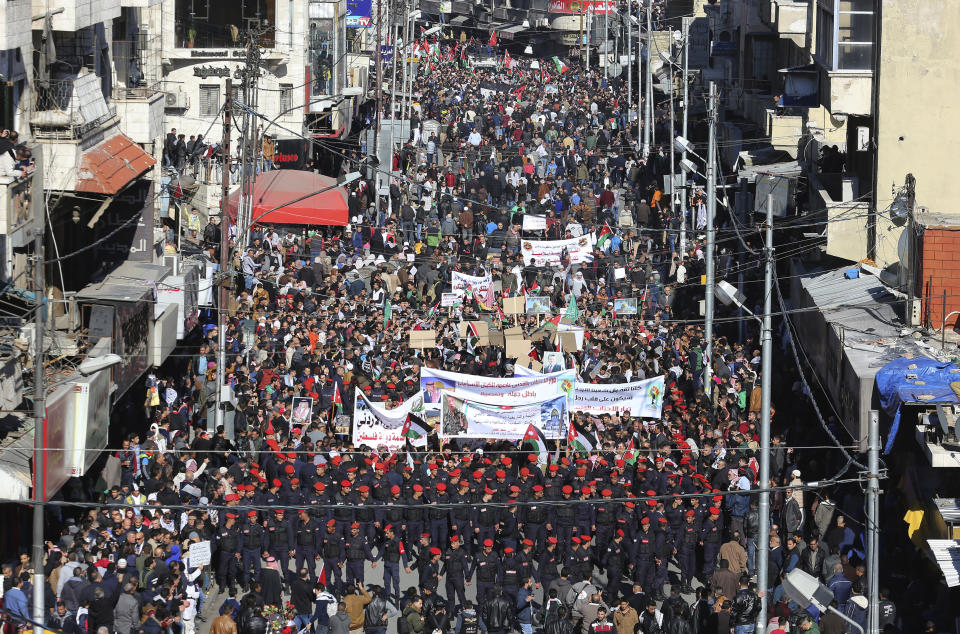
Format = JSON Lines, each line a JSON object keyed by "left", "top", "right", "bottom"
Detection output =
{"left": 522, "top": 423, "right": 549, "bottom": 465}
{"left": 568, "top": 420, "right": 597, "bottom": 455}
{"left": 552, "top": 56, "right": 570, "bottom": 74}
{"left": 402, "top": 413, "right": 430, "bottom": 448}
{"left": 331, "top": 382, "right": 343, "bottom": 415}
{"left": 596, "top": 224, "right": 612, "bottom": 251}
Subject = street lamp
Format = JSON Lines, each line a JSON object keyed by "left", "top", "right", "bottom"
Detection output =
{"left": 782, "top": 569, "right": 865, "bottom": 634}
{"left": 33, "top": 353, "right": 122, "bottom": 634}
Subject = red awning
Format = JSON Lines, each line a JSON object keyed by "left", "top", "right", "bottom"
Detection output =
{"left": 76, "top": 134, "right": 156, "bottom": 195}
{"left": 225, "top": 170, "right": 350, "bottom": 227}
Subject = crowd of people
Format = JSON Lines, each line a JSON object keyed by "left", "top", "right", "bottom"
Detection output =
{"left": 1, "top": 29, "right": 914, "bottom": 634}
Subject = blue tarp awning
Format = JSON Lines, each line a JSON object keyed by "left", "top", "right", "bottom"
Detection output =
{"left": 876, "top": 357, "right": 960, "bottom": 454}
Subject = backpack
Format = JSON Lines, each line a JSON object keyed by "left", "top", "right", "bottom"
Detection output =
{"left": 460, "top": 611, "right": 479, "bottom": 634}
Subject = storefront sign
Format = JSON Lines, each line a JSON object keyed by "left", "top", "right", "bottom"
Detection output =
{"left": 548, "top": 0, "right": 615, "bottom": 15}
{"left": 274, "top": 138, "right": 308, "bottom": 170}
{"left": 193, "top": 65, "right": 232, "bottom": 79}
{"left": 347, "top": 0, "right": 373, "bottom": 27}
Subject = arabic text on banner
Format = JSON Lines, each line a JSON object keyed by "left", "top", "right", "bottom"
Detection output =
{"left": 352, "top": 391, "right": 423, "bottom": 449}
{"left": 421, "top": 366, "right": 576, "bottom": 412}
{"left": 450, "top": 271, "right": 492, "bottom": 299}
{"left": 440, "top": 391, "right": 569, "bottom": 440}
{"left": 520, "top": 234, "right": 596, "bottom": 266}
{"left": 573, "top": 375, "right": 665, "bottom": 417}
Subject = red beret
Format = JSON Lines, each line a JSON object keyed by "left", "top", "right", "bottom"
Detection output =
{"left": 483, "top": 539, "right": 494, "bottom": 547}
{"left": 430, "top": 547, "right": 442, "bottom": 556}
{"left": 640, "top": 517, "right": 651, "bottom": 525}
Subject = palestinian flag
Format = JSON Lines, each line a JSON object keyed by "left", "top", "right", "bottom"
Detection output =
{"left": 430, "top": 39, "right": 441, "bottom": 59}
{"left": 522, "top": 423, "right": 550, "bottom": 465}
{"left": 316, "top": 560, "right": 327, "bottom": 586}
{"left": 331, "top": 382, "right": 343, "bottom": 415}
{"left": 552, "top": 56, "right": 570, "bottom": 74}
{"left": 402, "top": 413, "right": 430, "bottom": 448}
{"left": 623, "top": 439, "right": 637, "bottom": 465}
{"left": 489, "top": 31, "right": 498, "bottom": 47}
{"left": 466, "top": 321, "right": 481, "bottom": 355}
{"left": 504, "top": 50, "right": 514, "bottom": 73}
{"left": 596, "top": 224, "right": 612, "bottom": 251}
{"left": 568, "top": 420, "right": 597, "bottom": 455}
{"left": 383, "top": 297, "right": 392, "bottom": 328}
{"left": 562, "top": 294, "right": 579, "bottom": 324}
{"left": 531, "top": 314, "right": 562, "bottom": 338}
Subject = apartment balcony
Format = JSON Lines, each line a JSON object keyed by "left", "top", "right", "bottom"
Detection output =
{"left": 30, "top": 73, "right": 117, "bottom": 142}
{"left": 0, "top": 0, "right": 32, "bottom": 52}
{"left": 0, "top": 150, "right": 42, "bottom": 256}
{"left": 760, "top": 0, "right": 809, "bottom": 45}
{"left": 111, "top": 36, "right": 165, "bottom": 145}
{"left": 823, "top": 70, "right": 872, "bottom": 117}
{"left": 32, "top": 0, "right": 121, "bottom": 32}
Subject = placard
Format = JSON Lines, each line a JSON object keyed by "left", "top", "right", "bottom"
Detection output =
{"left": 522, "top": 214, "right": 547, "bottom": 231}
{"left": 542, "top": 351, "right": 566, "bottom": 373}
{"left": 573, "top": 375, "right": 665, "bottom": 417}
{"left": 613, "top": 298, "right": 638, "bottom": 315}
{"left": 441, "top": 292, "right": 460, "bottom": 307}
{"left": 353, "top": 391, "right": 424, "bottom": 449}
{"left": 188, "top": 541, "right": 211, "bottom": 567}
{"left": 506, "top": 336, "right": 532, "bottom": 360}
{"left": 290, "top": 396, "right": 314, "bottom": 426}
{"left": 451, "top": 271, "right": 493, "bottom": 299}
{"left": 520, "top": 234, "right": 596, "bottom": 266}
{"left": 560, "top": 331, "right": 579, "bottom": 353}
{"left": 408, "top": 330, "right": 437, "bottom": 349}
{"left": 503, "top": 296, "right": 525, "bottom": 315}
{"left": 459, "top": 321, "right": 490, "bottom": 346}
{"left": 526, "top": 296, "right": 552, "bottom": 315}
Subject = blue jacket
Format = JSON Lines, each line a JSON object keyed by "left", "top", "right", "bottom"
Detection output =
{"left": 516, "top": 588, "right": 534, "bottom": 624}
{"left": 827, "top": 573, "right": 853, "bottom": 611}
{"left": 5, "top": 587, "right": 28, "bottom": 619}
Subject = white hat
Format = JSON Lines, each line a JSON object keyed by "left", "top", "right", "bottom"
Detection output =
{"left": 792, "top": 469, "right": 801, "bottom": 478}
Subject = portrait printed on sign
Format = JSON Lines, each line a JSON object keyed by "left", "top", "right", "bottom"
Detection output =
{"left": 542, "top": 351, "right": 566, "bottom": 374}
{"left": 442, "top": 394, "right": 470, "bottom": 436}
{"left": 423, "top": 378, "right": 454, "bottom": 404}
{"left": 290, "top": 396, "right": 314, "bottom": 426}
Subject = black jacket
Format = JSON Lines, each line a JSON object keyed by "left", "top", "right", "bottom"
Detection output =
{"left": 364, "top": 592, "right": 392, "bottom": 630}
{"left": 730, "top": 588, "right": 760, "bottom": 626}
{"left": 483, "top": 593, "right": 513, "bottom": 631}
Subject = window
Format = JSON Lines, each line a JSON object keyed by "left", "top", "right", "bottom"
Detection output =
{"left": 199, "top": 84, "right": 220, "bottom": 117}
{"left": 816, "top": 0, "right": 873, "bottom": 71}
{"left": 279, "top": 84, "right": 294, "bottom": 113}
{"left": 175, "top": 0, "right": 276, "bottom": 48}
{"left": 308, "top": 1, "right": 345, "bottom": 100}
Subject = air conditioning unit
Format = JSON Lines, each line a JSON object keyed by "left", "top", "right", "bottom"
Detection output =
{"left": 163, "top": 253, "right": 181, "bottom": 276}
{"left": 165, "top": 91, "right": 189, "bottom": 110}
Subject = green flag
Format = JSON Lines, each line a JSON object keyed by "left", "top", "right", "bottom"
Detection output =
{"left": 383, "top": 297, "right": 392, "bottom": 328}
{"left": 563, "top": 294, "right": 579, "bottom": 324}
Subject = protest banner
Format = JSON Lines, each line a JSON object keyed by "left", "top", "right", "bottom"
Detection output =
{"left": 522, "top": 214, "right": 548, "bottom": 231}
{"left": 440, "top": 391, "right": 569, "bottom": 440}
{"left": 353, "top": 391, "right": 424, "bottom": 449}
{"left": 441, "top": 292, "right": 460, "bottom": 307}
{"left": 573, "top": 375, "right": 665, "bottom": 417}
{"left": 520, "top": 234, "right": 596, "bottom": 266}
{"left": 420, "top": 367, "right": 576, "bottom": 416}
{"left": 451, "top": 271, "right": 493, "bottom": 299}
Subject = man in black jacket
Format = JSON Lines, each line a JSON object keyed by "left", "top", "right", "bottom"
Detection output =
{"left": 730, "top": 576, "right": 760, "bottom": 634}
{"left": 291, "top": 568, "right": 315, "bottom": 630}
{"left": 482, "top": 586, "right": 513, "bottom": 634}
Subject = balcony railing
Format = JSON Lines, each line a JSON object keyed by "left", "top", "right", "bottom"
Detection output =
{"left": 31, "top": 76, "right": 116, "bottom": 141}
{"left": 112, "top": 34, "right": 163, "bottom": 100}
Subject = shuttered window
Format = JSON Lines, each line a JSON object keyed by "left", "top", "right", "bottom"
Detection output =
{"left": 199, "top": 84, "right": 220, "bottom": 117}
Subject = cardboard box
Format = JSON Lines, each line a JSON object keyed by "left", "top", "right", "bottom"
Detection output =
{"left": 459, "top": 321, "right": 490, "bottom": 346}
{"left": 503, "top": 296, "right": 525, "bottom": 315}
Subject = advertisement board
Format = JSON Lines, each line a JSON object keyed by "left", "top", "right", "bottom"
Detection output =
{"left": 346, "top": 0, "right": 372, "bottom": 27}
{"left": 68, "top": 370, "right": 112, "bottom": 477}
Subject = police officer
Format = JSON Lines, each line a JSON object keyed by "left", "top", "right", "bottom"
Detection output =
{"left": 216, "top": 512, "right": 241, "bottom": 592}
{"left": 472, "top": 488, "right": 498, "bottom": 548}
{"left": 440, "top": 534, "right": 470, "bottom": 614}
{"left": 633, "top": 518, "right": 658, "bottom": 595}
{"left": 554, "top": 486, "right": 577, "bottom": 557}
{"left": 450, "top": 479, "right": 473, "bottom": 551}
{"left": 602, "top": 529, "right": 630, "bottom": 603}
{"left": 676, "top": 510, "right": 698, "bottom": 593}
{"left": 264, "top": 509, "right": 294, "bottom": 578}
{"left": 473, "top": 538, "right": 499, "bottom": 607}
{"left": 354, "top": 485, "right": 377, "bottom": 543}
{"left": 416, "top": 547, "right": 443, "bottom": 594}
{"left": 333, "top": 480, "right": 355, "bottom": 535}
{"left": 376, "top": 524, "right": 408, "bottom": 599}
{"left": 295, "top": 509, "right": 322, "bottom": 579}
{"left": 343, "top": 522, "right": 375, "bottom": 586}
{"left": 652, "top": 517, "right": 671, "bottom": 599}
{"left": 240, "top": 510, "right": 265, "bottom": 589}
{"left": 594, "top": 489, "right": 619, "bottom": 555}
{"left": 521, "top": 486, "right": 548, "bottom": 552}
{"left": 497, "top": 502, "right": 520, "bottom": 552}
{"left": 536, "top": 536, "right": 561, "bottom": 597}
{"left": 429, "top": 482, "right": 451, "bottom": 548}
{"left": 700, "top": 506, "right": 723, "bottom": 582}
{"left": 320, "top": 519, "right": 344, "bottom": 594}
{"left": 405, "top": 484, "right": 427, "bottom": 549}
{"left": 498, "top": 547, "right": 522, "bottom": 603}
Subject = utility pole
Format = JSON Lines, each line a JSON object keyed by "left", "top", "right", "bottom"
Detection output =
{"left": 374, "top": 0, "right": 383, "bottom": 151}
{"left": 31, "top": 175, "right": 46, "bottom": 634}
{"left": 586, "top": 5, "right": 591, "bottom": 68}
{"left": 215, "top": 78, "right": 232, "bottom": 435}
{"left": 904, "top": 173, "right": 916, "bottom": 327}
{"left": 703, "top": 81, "right": 716, "bottom": 393}
{"left": 627, "top": 2, "right": 632, "bottom": 123}
{"left": 756, "top": 192, "right": 774, "bottom": 632}
{"left": 680, "top": 16, "right": 689, "bottom": 255}
{"left": 388, "top": 3, "right": 399, "bottom": 174}
{"left": 668, "top": 36, "right": 675, "bottom": 231}
{"left": 636, "top": 4, "right": 642, "bottom": 152}
{"left": 643, "top": 0, "right": 652, "bottom": 155}
{"left": 866, "top": 410, "right": 881, "bottom": 634}
{"left": 604, "top": 0, "right": 609, "bottom": 79}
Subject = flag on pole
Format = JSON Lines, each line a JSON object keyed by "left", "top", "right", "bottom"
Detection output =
{"left": 552, "top": 56, "right": 570, "bottom": 74}
{"left": 522, "top": 423, "right": 550, "bottom": 465}
{"left": 489, "top": 31, "right": 498, "bottom": 47}
{"left": 316, "top": 561, "right": 327, "bottom": 586}
{"left": 562, "top": 294, "right": 579, "bottom": 324}
{"left": 504, "top": 49, "right": 514, "bottom": 73}
{"left": 402, "top": 413, "right": 430, "bottom": 448}
{"left": 568, "top": 420, "right": 597, "bottom": 455}
{"left": 622, "top": 439, "right": 638, "bottom": 465}
{"left": 331, "top": 382, "right": 343, "bottom": 415}
{"left": 531, "top": 314, "right": 562, "bottom": 338}
{"left": 483, "top": 281, "right": 496, "bottom": 310}
{"left": 383, "top": 297, "right": 392, "bottom": 328}
{"left": 466, "top": 321, "right": 480, "bottom": 356}
{"left": 596, "top": 224, "right": 613, "bottom": 251}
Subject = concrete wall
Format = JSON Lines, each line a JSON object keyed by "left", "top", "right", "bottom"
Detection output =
{"left": 874, "top": 1, "right": 960, "bottom": 269}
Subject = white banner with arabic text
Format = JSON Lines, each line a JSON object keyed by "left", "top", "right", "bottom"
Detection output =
{"left": 440, "top": 391, "right": 569, "bottom": 440}
{"left": 520, "top": 234, "right": 596, "bottom": 267}
{"left": 573, "top": 375, "right": 665, "bottom": 417}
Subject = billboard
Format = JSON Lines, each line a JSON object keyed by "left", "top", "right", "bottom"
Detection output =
{"left": 548, "top": 0, "right": 615, "bottom": 15}
{"left": 347, "top": 0, "right": 372, "bottom": 27}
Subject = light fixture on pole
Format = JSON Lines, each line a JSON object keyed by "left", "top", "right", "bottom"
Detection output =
{"left": 782, "top": 569, "right": 865, "bottom": 634}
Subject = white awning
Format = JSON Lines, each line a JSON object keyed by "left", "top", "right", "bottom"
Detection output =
{"left": 927, "top": 539, "right": 960, "bottom": 587}
{"left": 0, "top": 421, "right": 34, "bottom": 502}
